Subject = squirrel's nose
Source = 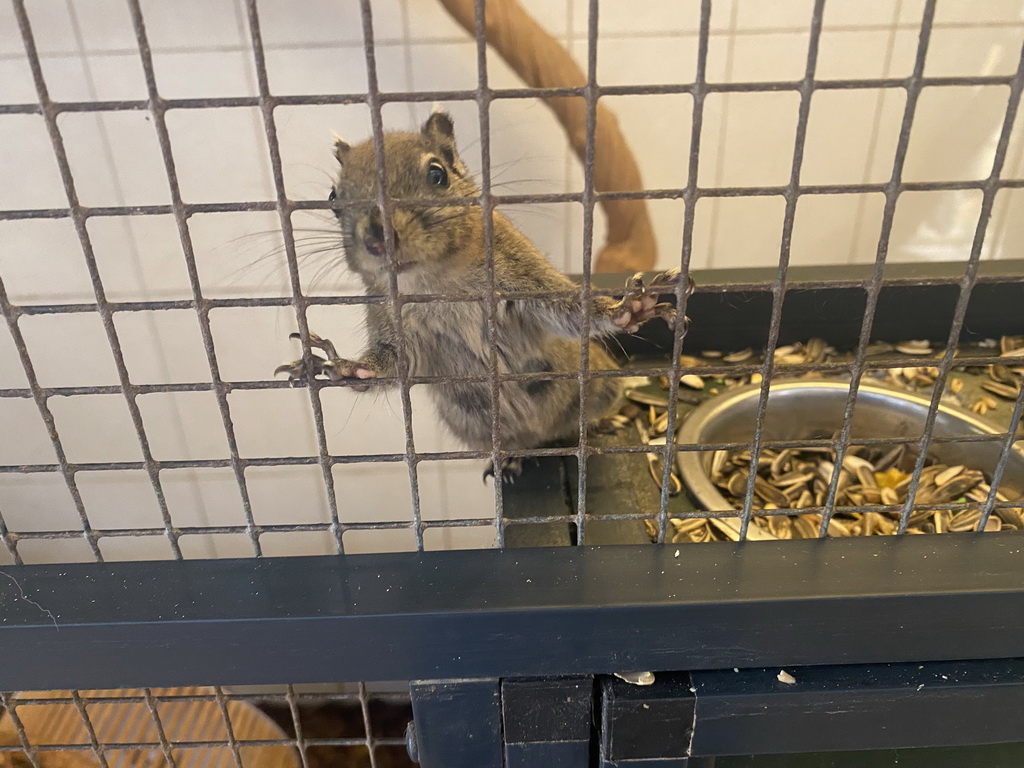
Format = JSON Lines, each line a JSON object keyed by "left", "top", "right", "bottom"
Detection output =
{"left": 364, "top": 214, "right": 398, "bottom": 255}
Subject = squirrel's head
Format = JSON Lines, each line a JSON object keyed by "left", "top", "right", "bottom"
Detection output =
{"left": 329, "top": 110, "right": 479, "bottom": 284}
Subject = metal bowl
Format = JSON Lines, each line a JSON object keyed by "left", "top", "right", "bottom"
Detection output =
{"left": 676, "top": 379, "right": 1024, "bottom": 513}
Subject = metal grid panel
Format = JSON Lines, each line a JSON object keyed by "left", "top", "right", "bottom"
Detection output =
{"left": 0, "top": 686, "right": 412, "bottom": 768}
{"left": 0, "top": 0, "right": 1022, "bottom": 564}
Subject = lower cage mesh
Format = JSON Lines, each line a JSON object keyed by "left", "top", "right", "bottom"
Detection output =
{"left": 0, "top": 688, "right": 413, "bottom": 768}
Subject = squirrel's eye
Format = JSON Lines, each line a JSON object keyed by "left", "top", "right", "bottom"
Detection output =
{"left": 328, "top": 188, "right": 337, "bottom": 201}
{"left": 427, "top": 161, "right": 448, "bottom": 187}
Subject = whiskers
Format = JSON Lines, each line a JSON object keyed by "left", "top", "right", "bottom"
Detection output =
{"left": 221, "top": 213, "right": 353, "bottom": 295}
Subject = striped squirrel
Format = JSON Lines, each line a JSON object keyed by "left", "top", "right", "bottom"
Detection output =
{"left": 277, "top": 110, "right": 690, "bottom": 480}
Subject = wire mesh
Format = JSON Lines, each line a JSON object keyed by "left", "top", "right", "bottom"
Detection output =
{"left": 0, "top": 686, "right": 413, "bottom": 768}
{"left": 0, "top": 0, "right": 1023, "bottom": 563}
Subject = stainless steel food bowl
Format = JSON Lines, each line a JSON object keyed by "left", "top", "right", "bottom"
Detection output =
{"left": 676, "top": 379, "right": 1024, "bottom": 513}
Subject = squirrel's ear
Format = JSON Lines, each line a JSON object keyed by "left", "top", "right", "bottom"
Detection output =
{"left": 422, "top": 107, "right": 455, "bottom": 143}
{"left": 422, "top": 108, "right": 460, "bottom": 168}
{"left": 331, "top": 131, "right": 351, "bottom": 166}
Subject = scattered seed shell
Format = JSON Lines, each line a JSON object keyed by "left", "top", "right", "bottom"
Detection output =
{"left": 896, "top": 340, "right": 933, "bottom": 355}
{"left": 723, "top": 348, "right": 754, "bottom": 363}
{"left": 982, "top": 381, "right": 1019, "bottom": 400}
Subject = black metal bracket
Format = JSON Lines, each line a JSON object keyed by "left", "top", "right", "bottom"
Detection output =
{"left": 502, "top": 677, "right": 594, "bottom": 767}
{"left": 596, "top": 658, "right": 1024, "bottom": 763}
{"left": 409, "top": 679, "right": 503, "bottom": 768}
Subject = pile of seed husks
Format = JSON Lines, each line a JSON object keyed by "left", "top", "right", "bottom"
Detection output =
{"left": 704, "top": 443, "right": 1018, "bottom": 540}
{"left": 634, "top": 335, "right": 1024, "bottom": 544}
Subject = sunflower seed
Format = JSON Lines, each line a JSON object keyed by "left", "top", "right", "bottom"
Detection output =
{"left": 770, "top": 449, "right": 794, "bottom": 478}
{"left": 874, "top": 444, "right": 906, "bottom": 471}
{"left": 866, "top": 342, "right": 895, "bottom": 355}
{"left": 723, "top": 347, "right": 754, "bottom": 363}
{"left": 989, "top": 364, "right": 1016, "bottom": 385}
{"left": 949, "top": 377, "right": 964, "bottom": 394}
{"left": 711, "top": 450, "right": 729, "bottom": 478}
{"left": 856, "top": 465, "right": 878, "bottom": 489}
{"left": 680, "top": 374, "right": 705, "bottom": 390}
{"left": 727, "top": 470, "right": 749, "bottom": 497}
{"left": 672, "top": 517, "right": 711, "bottom": 535}
{"left": 775, "top": 470, "right": 815, "bottom": 488}
{"left": 805, "top": 337, "right": 827, "bottom": 363}
{"left": 625, "top": 388, "right": 670, "bottom": 407}
{"left": 948, "top": 509, "right": 981, "bottom": 532}
{"left": 842, "top": 454, "right": 875, "bottom": 474}
{"left": 982, "top": 381, "right": 1019, "bottom": 400}
{"left": 896, "top": 340, "right": 933, "bottom": 355}
{"left": 934, "top": 465, "right": 965, "bottom": 487}
{"left": 792, "top": 515, "right": 819, "bottom": 538}
{"left": 754, "top": 476, "right": 790, "bottom": 507}
{"left": 1001, "top": 335, "right": 1023, "bottom": 355}
{"left": 765, "top": 514, "right": 793, "bottom": 539}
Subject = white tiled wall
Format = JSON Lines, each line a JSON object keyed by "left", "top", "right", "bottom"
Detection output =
{"left": 2, "top": 0, "right": 1024, "bottom": 563}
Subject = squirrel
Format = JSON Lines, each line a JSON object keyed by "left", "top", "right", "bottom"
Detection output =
{"left": 276, "top": 109, "right": 691, "bottom": 481}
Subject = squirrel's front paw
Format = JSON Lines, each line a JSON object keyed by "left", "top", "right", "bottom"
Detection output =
{"left": 275, "top": 332, "right": 377, "bottom": 391}
{"left": 610, "top": 269, "right": 690, "bottom": 333}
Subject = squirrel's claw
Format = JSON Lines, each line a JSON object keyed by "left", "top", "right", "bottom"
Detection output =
{"left": 482, "top": 457, "right": 524, "bottom": 485}
{"left": 277, "top": 332, "right": 376, "bottom": 390}
{"left": 275, "top": 354, "right": 330, "bottom": 382}
{"left": 611, "top": 269, "right": 690, "bottom": 333}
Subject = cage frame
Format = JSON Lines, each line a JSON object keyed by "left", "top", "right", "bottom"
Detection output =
{"left": 5, "top": 0, "right": 1024, "bottom": 764}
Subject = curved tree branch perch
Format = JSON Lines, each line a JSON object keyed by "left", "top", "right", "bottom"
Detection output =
{"left": 435, "top": 0, "right": 658, "bottom": 273}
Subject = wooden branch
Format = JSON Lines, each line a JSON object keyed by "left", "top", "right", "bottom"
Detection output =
{"left": 435, "top": 0, "right": 658, "bottom": 273}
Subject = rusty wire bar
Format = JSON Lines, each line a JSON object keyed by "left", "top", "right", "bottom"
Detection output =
{"left": 357, "top": 682, "right": 380, "bottom": 768}
{"left": 653, "top": 0, "right": 710, "bottom": 544}
{"left": 737, "top": 0, "right": 826, "bottom": 539}
{"left": 5, "top": 352, "right": 1024, "bottom": 402}
{"left": 4, "top": 72, "right": 1024, "bottom": 118}
{"left": 818, "top": 0, "right": 938, "bottom": 536}
{"left": 141, "top": 688, "right": 180, "bottom": 768}
{"left": 123, "top": 0, "right": 262, "bottom": 556}
{"left": 356, "top": 0, "right": 425, "bottom": 550}
{"left": 14, "top": 0, "right": 184, "bottom": 560}
{"left": 898, "top": 41, "right": 1024, "bottom": 533}
{"left": 8, "top": 0, "right": 129, "bottom": 561}
{"left": 980, "top": 383, "right": 1024, "bottom": 531}
{"left": 68, "top": 690, "right": 113, "bottom": 768}
{"left": 470, "top": 0, "right": 506, "bottom": 545}
{"left": 284, "top": 685, "right": 312, "bottom": 768}
{"left": 242, "top": 0, "right": 344, "bottom": 554}
{"left": 0, "top": 693, "right": 43, "bottom": 768}
{"left": 0, "top": 505, "right": 19, "bottom": 564}
{"left": 573, "top": 0, "right": 600, "bottom": 545}
{"left": 212, "top": 686, "right": 246, "bottom": 768}
{"left": 8, "top": 176, "right": 1024, "bottom": 223}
